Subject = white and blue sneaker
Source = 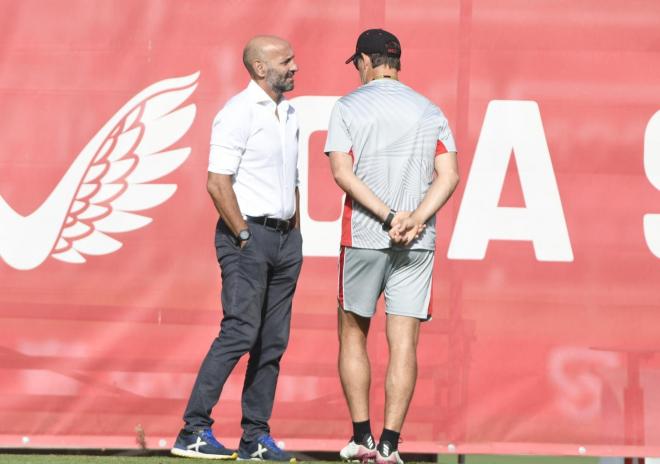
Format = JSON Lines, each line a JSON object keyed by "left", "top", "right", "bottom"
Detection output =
{"left": 238, "top": 434, "right": 296, "bottom": 462}
{"left": 171, "top": 428, "right": 238, "bottom": 460}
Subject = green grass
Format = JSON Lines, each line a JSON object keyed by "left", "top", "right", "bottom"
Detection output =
{"left": 1, "top": 457, "right": 198, "bottom": 464}
{"left": 0, "top": 455, "right": 599, "bottom": 464}
{"left": 436, "top": 456, "right": 597, "bottom": 464}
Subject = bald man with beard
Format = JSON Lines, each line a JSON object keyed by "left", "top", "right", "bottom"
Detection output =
{"left": 171, "top": 36, "right": 301, "bottom": 462}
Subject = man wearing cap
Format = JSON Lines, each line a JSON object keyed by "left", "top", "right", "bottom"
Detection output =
{"left": 171, "top": 35, "right": 302, "bottom": 462}
{"left": 325, "top": 29, "right": 459, "bottom": 464}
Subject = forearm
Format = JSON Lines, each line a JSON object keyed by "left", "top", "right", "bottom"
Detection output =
{"left": 294, "top": 187, "right": 301, "bottom": 229}
{"left": 207, "top": 172, "right": 247, "bottom": 236}
{"left": 411, "top": 171, "right": 459, "bottom": 224}
{"left": 334, "top": 169, "right": 391, "bottom": 221}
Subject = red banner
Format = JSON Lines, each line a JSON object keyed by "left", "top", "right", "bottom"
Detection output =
{"left": 1, "top": 0, "right": 660, "bottom": 458}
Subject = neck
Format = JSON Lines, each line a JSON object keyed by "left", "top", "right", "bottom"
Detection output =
{"left": 267, "top": 89, "right": 283, "bottom": 104}
{"left": 367, "top": 67, "right": 398, "bottom": 83}
{"left": 256, "top": 80, "right": 283, "bottom": 103}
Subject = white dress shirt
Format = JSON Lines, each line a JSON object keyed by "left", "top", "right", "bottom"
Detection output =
{"left": 208, "top": 80, "right": 299, "bottom": 219}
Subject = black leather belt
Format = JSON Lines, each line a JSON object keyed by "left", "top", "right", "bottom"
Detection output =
{"left": 246, "top": 215, "right": 295, "bottom": 232}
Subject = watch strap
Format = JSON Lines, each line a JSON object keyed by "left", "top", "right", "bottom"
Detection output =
{"left": 382, "top": 209, "right": 396, "bottom": 231}
{"left": 237, "top": 228, "right": 251, "bottom": 243}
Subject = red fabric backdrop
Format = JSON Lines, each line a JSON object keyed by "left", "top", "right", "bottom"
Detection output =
{"left": 1, "top": 0, "right": 660, "bottom": 458}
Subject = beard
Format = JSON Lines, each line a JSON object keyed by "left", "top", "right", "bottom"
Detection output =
{"left": 266, "top": 68, "right": 295, "bottom": 94}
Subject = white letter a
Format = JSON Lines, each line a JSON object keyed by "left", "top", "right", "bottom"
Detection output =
{"left": 644, "top": 110, "right": 660, "bottom": 258}
{"left": 448, "top": 100, "right": 573, "bottom": 262}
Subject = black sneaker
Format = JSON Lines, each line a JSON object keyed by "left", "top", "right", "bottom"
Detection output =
{"left": 171, "top": 428, "right": 237, "bottom": 459}
{"left": 238, "top": 434, "right": 296, "bottom": 462}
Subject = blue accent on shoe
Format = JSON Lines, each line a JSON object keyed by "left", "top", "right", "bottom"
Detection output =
{"left": 171, "top": 428, "right": 237, "bottom": 459}
{"left": 200, "top": 429, "right": 227, "bottom": 449}
{"left": 238, "top": 434, "right": 296, "bottom": 462}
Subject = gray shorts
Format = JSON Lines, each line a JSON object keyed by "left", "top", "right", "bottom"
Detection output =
{"left": 338, "top": 246, "right": 435, "bottom": 320}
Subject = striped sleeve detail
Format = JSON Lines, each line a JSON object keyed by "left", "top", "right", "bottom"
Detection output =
{"left": 435, "top": 140, "right": 448, "bottom": 156}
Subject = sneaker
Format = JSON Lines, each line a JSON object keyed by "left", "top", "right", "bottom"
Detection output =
{"left": 375, "top": 441, "right": 403, "bottom": 464}
{"left": 171, "top": 428, "right": 238, "bottom": 460}
{"left": 238, "top": 434, "right": 296, "bottom": 462}
{"left": 339, "top": 433, "right": 376, "bottom": 462}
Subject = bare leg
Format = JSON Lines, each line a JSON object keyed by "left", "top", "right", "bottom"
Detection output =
{"left": 383, "top": 314, "right": 420, "bottom": 431}
{"left": 338, "top": 306, "right": 372, "bottom": 422}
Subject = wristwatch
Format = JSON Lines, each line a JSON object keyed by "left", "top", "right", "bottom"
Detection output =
{"left": 237, "top": 228, "right": 251, "bottom": 246}
{"left": 382, "top": 209, "right": 396, "bottom": 231}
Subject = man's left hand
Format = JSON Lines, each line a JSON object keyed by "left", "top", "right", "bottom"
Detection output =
{"left": 389, "top": 212, "right": 425, "bottom": 246}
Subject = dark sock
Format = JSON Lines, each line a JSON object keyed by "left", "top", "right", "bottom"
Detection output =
{"left": 379, "top": 429, "right": 400, "bottom": 454}
{"left": 352, "top": 420, "right": 372, "bottom": 444}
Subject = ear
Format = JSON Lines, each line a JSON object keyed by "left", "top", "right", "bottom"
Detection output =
{"left": 360, "top": 52, "right": 371, "bottom": 68}
{"left": 254, "top": 60, "right": 267, "bottom": 78}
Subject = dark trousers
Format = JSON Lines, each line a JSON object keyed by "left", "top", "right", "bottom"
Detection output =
{"left": 182, "top": 219, "right": 303, "bottom": 443}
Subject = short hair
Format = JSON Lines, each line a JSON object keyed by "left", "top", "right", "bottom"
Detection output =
{"left": 367, "top": 53, "right": 401, "bottom": 71}
{"left": 243, "top": 47, "right": 259, "bottom": 79}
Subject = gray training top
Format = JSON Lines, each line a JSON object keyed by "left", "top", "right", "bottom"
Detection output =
{"left": 324, "top": 78, "right": 457, "bottom": 250}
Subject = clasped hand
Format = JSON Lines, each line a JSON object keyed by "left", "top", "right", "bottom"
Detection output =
{"left": 388, "top": 211, "right": 426, "bottom": 246}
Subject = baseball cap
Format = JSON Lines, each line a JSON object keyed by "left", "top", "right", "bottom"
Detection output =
{"left": 345, "top": 28, "right": 401, "bottom": 65}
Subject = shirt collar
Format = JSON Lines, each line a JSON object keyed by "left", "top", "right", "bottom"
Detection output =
{"left": 366, "top": 77, "right": 401, "bottom": 87}
{"left": 246, "top": 80, "right": 271, "bottom": 103}
{"left": 247, "top": 80, "right": 289, "bottom": 108}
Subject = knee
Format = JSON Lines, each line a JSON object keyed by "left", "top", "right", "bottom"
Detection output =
{"left": 339, "top": 320, "right": 369, "bottom": 349}
{"left": 246, "top": 326, "right": 290, "bottom": 368}
{"left": 263, "top": 327, "right": 291, "bottom": 356}
{"left": 217, "top": 318, "right": 261, "bottom": 354}
{"left": 388, "top": 339, "right": 418, "bottom": 360}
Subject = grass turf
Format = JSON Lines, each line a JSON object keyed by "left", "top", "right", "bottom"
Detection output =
{"left": 0, "top": 454, "right": 599, "bottom": 464}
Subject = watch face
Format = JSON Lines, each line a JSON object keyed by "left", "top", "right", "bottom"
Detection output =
{"left": 239, "top": 229, "right": 251, "bottom": 241}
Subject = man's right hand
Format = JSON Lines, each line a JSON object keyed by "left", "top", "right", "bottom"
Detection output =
{"left": 236, "top": 227, "right": 251, "bottom": 248}
{"left": 389, "top": 212, "right": 425, "bottom": 246}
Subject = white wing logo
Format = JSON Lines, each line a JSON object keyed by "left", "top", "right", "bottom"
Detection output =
{"left": 0, "top": 72, "right": 200, "bottom": 270}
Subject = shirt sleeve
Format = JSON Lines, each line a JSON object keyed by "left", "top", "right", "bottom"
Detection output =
{"left": 208, "top": 103, "right": 250, "bottom": 174}
{"left": 295, "top": 121, "right": 301, "bottom": 187}
{"left": 436, "top": 117, "right": 457, "bottom": 154}
{"left": 324, "top": 101, "right": 352, "bottom": 155}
